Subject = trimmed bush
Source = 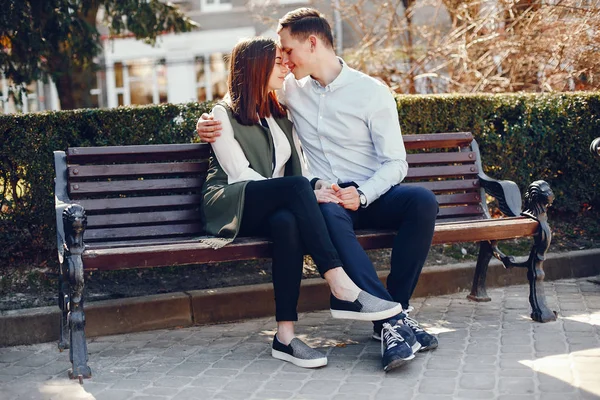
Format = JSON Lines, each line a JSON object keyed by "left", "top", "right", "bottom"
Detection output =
{"left": 0, "top": 93, "right": 598, "bottom": 270}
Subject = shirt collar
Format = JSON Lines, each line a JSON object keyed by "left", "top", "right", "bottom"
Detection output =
{"left": 311, "top": 57, "right": 353, "bottom": 92}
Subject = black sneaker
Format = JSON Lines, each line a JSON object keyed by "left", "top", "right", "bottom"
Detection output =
{"left": 401, "top": 316, "right": 438, "bottom": 351}
{"left": 373, "top": 320, "right": 421, "bottom": 353}
{"left": 330, "top": 290, "right": 403, "bottom": 321}
{"left": 381, "top": 320, "right": 415, "bottom": 372}
{"left": 271, "top": 335, "right": 327, "bottom": 368}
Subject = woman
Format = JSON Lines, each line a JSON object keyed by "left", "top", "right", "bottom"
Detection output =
{"left": 201, "top": 37, "right": 402, "bottom": 368}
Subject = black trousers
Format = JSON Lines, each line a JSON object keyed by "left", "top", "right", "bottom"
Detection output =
{"left": 239, "top": 176, "right": 342, "bottom": 321}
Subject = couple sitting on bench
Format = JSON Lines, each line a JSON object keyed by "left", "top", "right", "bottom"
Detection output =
{"left": 196, "top": 7, "right": 439, "bottom": 373}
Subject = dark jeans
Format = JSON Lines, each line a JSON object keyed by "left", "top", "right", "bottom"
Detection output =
{"left": 239, "top": 176, "right": 342, "bottom": 322}
{"left": 319, "top": 185, "right": 438, "bottom": 331}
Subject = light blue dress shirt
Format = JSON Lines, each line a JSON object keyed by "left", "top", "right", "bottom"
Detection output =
{"left": 281, "top": 58, "right": 408, "bottom": 206}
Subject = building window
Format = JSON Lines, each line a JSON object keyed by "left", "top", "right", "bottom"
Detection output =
{"left": 129, "top": 59, "right": 168, "bottom": 105}
{"left": 200, "top": 0, "right": 232, "bottom": 12}
{"left": 195, "top": 53, "right": 229, "bottom": 102}
{"left": 90, "top": 70, "right": 106, "bottom": 108}
{"left": 113, "top": 59, "right": 168, "bottom": 106}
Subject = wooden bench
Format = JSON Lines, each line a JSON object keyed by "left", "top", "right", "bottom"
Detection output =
{"left": 53, "top": 132, "right": 555, "bottom": 382}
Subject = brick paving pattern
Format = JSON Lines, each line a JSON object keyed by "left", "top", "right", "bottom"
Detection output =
{"left": 1, "top": 277, "right": 599, "bottom": 399}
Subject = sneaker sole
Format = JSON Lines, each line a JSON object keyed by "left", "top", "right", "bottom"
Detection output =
{"left": 271, "top": 349, "right": 328, "bottom": 368}
{"left": 372, "top": 333, "right": 422, "bottom": 353}
{"left": 419, "top": 342, "right": 439, "bottom": 351}
{"left": 330, "top": 303, "right": 403, "bottom": 321}
{"left": 383, "top": 353, "right": 415, "bottom": 372}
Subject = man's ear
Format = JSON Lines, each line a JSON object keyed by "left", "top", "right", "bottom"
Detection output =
{"left": 309, "top": 35, "right": 318, "bottom": 51}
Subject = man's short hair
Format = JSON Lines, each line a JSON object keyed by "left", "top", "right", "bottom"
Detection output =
{"left": 277, "top": 8, "right": 334, "bottom": 49}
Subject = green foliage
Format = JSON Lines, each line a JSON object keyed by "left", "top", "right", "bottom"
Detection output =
{"left": 0, "top": 102, "right": 211, "bottom": 268}
{"left": 1, "top": 93, "right": 598, "bottom": 271}
{"left": 397, "top": 93, "right": 600, "bottom": 213}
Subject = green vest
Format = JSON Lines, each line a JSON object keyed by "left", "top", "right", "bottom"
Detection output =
{"left": 201, "top": 103, "right": 303, "bottom": 239}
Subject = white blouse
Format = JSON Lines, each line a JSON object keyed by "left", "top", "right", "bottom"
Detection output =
{"left": 210, "top": 105, "right": 308, "bottom": 184}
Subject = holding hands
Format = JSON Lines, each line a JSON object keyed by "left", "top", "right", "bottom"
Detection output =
{"left": 314, "top": 180, "right": 360, "bottom": 211}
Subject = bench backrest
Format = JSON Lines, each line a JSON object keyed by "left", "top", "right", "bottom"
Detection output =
{"left": 56, "top": 132, "right": 486, "bottom": 246}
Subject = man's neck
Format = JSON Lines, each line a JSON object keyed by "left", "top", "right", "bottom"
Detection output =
{"left": 310, "top": 53, "right": 343, "bottom": 87}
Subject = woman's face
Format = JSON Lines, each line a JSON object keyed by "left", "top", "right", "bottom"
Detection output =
{"left": 267, "top": 47, "right": 289, "bottom": 92}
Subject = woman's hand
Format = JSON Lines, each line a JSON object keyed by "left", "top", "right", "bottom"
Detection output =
{"left": 196, "top": 113, "right": 222, "bottom": 143}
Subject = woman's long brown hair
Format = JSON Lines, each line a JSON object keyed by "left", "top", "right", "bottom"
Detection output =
{"left": 228, "top": 37, "right": 287, "bottom": 126}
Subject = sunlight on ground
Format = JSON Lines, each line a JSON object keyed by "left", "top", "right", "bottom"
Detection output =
{"left": 519, "top": 348, "right": 600, "bottom": 397}
{"left": 37, "top": 379, "right": 95, "bottom": 399}
{"left": 564, "top": 311, "right": 600, "bottom": 326}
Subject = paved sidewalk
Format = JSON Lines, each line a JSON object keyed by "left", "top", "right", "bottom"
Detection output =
{"left": 1, "top": 277, "right": 599, "bottom": 400}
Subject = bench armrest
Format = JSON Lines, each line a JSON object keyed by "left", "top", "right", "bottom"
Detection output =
{"left": 54, "top": 151, "right": 78, "bottom": 263}
{"left": 470, "top": 140, "right": 522, "bottom": 217}
{"left": 478, "top": 174, "right": 522, "bottom": 217}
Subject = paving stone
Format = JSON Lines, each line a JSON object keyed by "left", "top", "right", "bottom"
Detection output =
{"left": 418, "top": 377, "right": 457, "bottom": 394}
{"left": 254, "top": 390, "right": 295, "bottom": 399}
{"left": 337, "top": 382, "right": 378, "bottom": 394}
{"left": 202, "top": 368, "right": 239, "bottom": 377}
{"left": 263, "top": 379, "right": 304, "bottom": 391}
{"left": 165, "top": 362, "right": 210, "bottom": 377}
{"left": 299, "top": 380, "right": 340, "bottom": 395}
{"left": 498, "top": 377, "right": 536, "bottom": 394}
{"left": 143, "top": 386, "right": 182, "bottom": 396}
{"left": 1, "top": 278, "right": 598, "bottom": 400}
{"left": 455, "top": 390, "right": 496, "bottom": 399}
{"left": 459, "top": 373, "right": 496, "bottom": 390}
{"left": 426, "top": 356, "right": 462, "bottom": 370}
{"left": 110, "top": 379, "right": 152, "bottom": 391}
{"left": 173, "top": 387, "right": 218, "bottom": 399}
{"left": 152, "top": 376, "right": 194, "bottom": 387}
{"left": 95, "top": 389, "right": 137, "bottom": 400}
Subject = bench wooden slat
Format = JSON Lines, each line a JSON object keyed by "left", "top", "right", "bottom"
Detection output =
{"left": 87, "top": 210, "right": 201, "bottom": 228}
{"left": 83, "top": 237, "right": 273, "bottom": 270}
{"left": 69, "top": 162, "right": 209, "bottom": 179}
{"left": 357, "top": 217, "right": 538, "bottom": 251}
{"left": 405, "top": 164, "right": 479, "bottom": 180}
{"left": 86, "top": 237, "right": 203, "bottom": 250}
{"left": 402, "top": 179, "right": 480, "bottom": 193}
{"left": 76, "top": 194, "right": 203, "bottom": 213}
{"left": 406, "top": 152, "right": 476, "bottom": 165}
{"left": 81, "top": 217, "right": 537, "bottom": 271}
{"left": 403, "top": 132, "right": 473, "bottom": 150}
{"left": 67, "top": 143, "right": 211, "bottom": 164}
{"left": 436, "top": 193, "right": 481, "bottom": 206}
{"left": 437, "top": 205, "right": 484, "bottom": 217}
{"left": 69, "top": 177, "right": 204, "bottom": 197}
{"left": 85, "top": 223, "right": 203, "bottom": 241}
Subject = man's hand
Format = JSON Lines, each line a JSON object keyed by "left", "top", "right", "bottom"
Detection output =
{"left": 314, "top": 187, "right": 341, "bottom": 204}
{"left": 196, "top": 113, "right": 222, "bottom": 143}
{"left": 333, "top": 185, "right": 360, "bottom": 211}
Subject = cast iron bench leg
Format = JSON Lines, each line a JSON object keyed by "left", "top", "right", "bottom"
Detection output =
{"left": 490, "top": 181, "right": 557, "bottom": 322}
{"left": 63, "top": 205, "right": 92, "bottom": 382}
{"left": 467, "top": 240, "right": 493, "bottom": 302}
{"left": 58, "top": 267, "right": 70, "bottom": 351}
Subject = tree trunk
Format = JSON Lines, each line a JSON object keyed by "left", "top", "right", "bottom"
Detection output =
{"left": 50, "top": 2, "right": 100, "bottom": 110}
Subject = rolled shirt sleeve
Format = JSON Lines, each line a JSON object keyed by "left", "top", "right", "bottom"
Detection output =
{"left": 358, "top": 86, "right": 408, "bottom": 205}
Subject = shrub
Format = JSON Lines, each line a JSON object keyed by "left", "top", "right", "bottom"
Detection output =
{"left": 1, "top": 93, "right": 598, "bottom": 271}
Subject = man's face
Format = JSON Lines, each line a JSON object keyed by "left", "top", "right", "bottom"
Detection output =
{"left": 278, "top": 28, "right": 314, "bottom": 80}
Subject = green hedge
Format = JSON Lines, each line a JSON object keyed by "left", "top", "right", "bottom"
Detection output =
{"left": 1, "top": 93, "right": 598, "bottom": 269}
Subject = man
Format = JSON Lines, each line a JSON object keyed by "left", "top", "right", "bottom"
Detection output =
{"left": 197, "top": 7, "right": 439, "bottom": 372}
